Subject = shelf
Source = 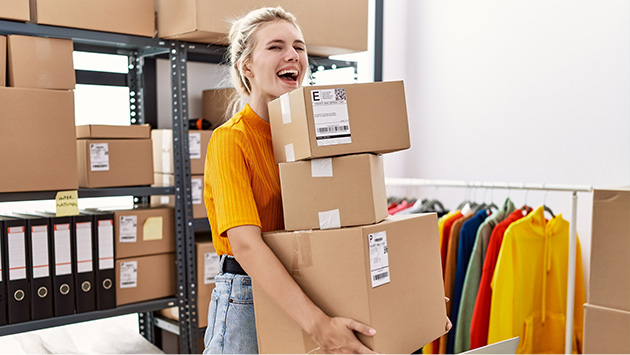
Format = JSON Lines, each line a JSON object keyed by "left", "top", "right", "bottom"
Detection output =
{"left": 0, "top": 186, "right": 175, "bottom": 202}
{"left": 0, "top": 297, "right": 177, "bottom": 336}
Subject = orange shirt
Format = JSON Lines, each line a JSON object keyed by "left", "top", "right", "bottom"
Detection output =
{"left": 204, "top": 104, "right": 284, "bottom": 256}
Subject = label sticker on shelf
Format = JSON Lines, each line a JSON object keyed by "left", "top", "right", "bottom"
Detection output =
{"left": 192, "top": 178, "right": 202, "bottom": 205}
{"left": 311, "top": 88, "right": 351, "bottom": 146}
{"left": 189, "top": 132, "right": 201, "bottom": 159}
{"left": 119, "top": 215, "right": 138, "bottom": 243}
{"left": 90, "top": 143, "right": 110, "bottom": 171}
{"left": 204, "top": 252, "right": 220, "bottom": 284}
{"left": 368, "top": 231, "right": 390, "bottom": 288}
{"left": 120, "top": 261, "right": 138, "bottom": 288}
{"left": 55, "top": 190, "right": 79, "bottom": 217}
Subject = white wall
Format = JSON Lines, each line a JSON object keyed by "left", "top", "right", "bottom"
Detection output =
{"left": 382, "top": 0, "right": 630, "bottom": 291}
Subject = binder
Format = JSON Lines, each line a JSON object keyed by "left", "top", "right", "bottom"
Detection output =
{"left": 0, "top": 216, "right": 30, "bottom": 323}
{"left": 0, "top": 219, "right": 8, "bottom": 326}
{"left": 72, "top": 214, "right": 96, "bottom": 313}
{"left": 81, "top": 210, "right": 116, "bottom": 310}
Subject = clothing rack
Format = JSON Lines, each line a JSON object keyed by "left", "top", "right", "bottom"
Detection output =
{"left": 385, "top": 178, "right": 593, "bottom": 354}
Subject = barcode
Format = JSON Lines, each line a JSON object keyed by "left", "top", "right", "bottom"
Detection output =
{"left": 121, "top": 281, "right": 135, "bottom": 286}
{"left": 92, "top": 164, "right": 108, "bottom": 168}
{"left": 317, "top": 125, "right": 349, "bottom": 134}
{"left": 335, "top": 88, "right": 347, "bottom": 101}
{"left": 373, "top": 272, "right": 389, "bottom": 281}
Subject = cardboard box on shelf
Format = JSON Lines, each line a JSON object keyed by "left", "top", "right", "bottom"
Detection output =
{"left": 254, "top": 213, "right": 447, "bottom": 354}
{"left": 151, "top": 173, "right": 207, "bottom": 220}
{"left": 0, "top": 0, "right": 29, "bottom": 21}
{"left": 151, "top": 129, "right": 213, "bottom": 175}
{"left": 268, "top": 81, "right": 410, "bottom": 164}
{"left": 0, "top": 36, "right": 5, "bottom": 87}
{"left": 115, "top": 253, "right": 176, "bottom": 306}
{"left": 583, "top": 303, "right": 630, "bottom": 354}
{"left": 279, "top": 153, "right": 387, "bottom": 231}
{"left": 7, "top": 35, "right": 75, "bottom": 90}
{"left": 202, "top": 88, "right": 236, "bottom": 129}
{"left": 155, "top": 0, "right": 368, "bottom": 57}
{"left": 0, "top": 87, "right": 77, "bottom": 193}
{"left": 30, "top": 0, "right": 155, "bottom": 37}
{"left": 588, "top": 188, "right": 630, "bottom": 311}
{"left": 76, "top": 124, "right": 151, "bottom": 139}
{"left": 112, "top": 207, "right": 175, "bottom": 259}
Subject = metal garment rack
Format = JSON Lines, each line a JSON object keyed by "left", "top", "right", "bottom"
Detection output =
{"left": 385, "top": 177, "right": 593, "bottom": 354}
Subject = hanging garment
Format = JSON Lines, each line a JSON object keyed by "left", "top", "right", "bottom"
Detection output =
{"left": 454, "top": 198, "right": 516, "bottom": 353}
{"left": 447, "top": 209, "right": 489, "bottom": 354}
{"left": 487, "top": 206, "right": 585, "bottom": 354}
{"left": 440, "top": 211, "right": 463, "bottom": 274}
{"left": 388, "top": 199, "right": 413, "bottom": 215}
{"left": 470, "top": 207, "right": 529, "bottom": 349}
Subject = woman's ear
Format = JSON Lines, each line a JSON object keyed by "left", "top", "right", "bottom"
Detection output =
{"left": 240, "top": 59, "right": 253, "bottom": 79}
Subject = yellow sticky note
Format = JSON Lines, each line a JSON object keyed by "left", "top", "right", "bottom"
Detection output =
{"left": 56, "top": 190, "right": 79, "bottom": 217}
{"left": 143, "top": 217, "right": 163, "bottom": 241}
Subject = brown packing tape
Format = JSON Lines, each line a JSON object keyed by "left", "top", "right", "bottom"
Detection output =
{"left": 290, "top": 230, "right": 313, "bottom": 277}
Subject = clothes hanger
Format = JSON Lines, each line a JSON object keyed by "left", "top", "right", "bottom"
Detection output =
{"left": 544, "top": 205, "right": 556, "bottom": 218}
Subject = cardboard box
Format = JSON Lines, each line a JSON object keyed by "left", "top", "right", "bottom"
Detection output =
{"left": 152, "top": 129, "right": 213, "bottom": 175}
{"left": 76, "top": 124, "right": 151, "bottom": 139}
{"left": 0, "top": 0, "right": 29, "bottom": 21}
{"left": 116, "top": 253, "right": 176, "bottom": 306}
{"left": 151, "top": 173, "right": 207, "bottom": 220}
{"left": 583, "top": 304, "right": 630, "bottom": 354}
{"left": 279, "top": 153, "right": 387, "bottom": 231}
{"left": 155, "top": 0, "right": 368, "bottom": 57}
{"left": 589, "top": 188, "right": 630, "bottom": 311}
{"left": 269, "top": 81, "right": 410, "bottom": 164}
{"left": 0, "top": 36, "right": 5, "bottom": 87}
{"left": 254, "top": 213, "right": 447, "bottom": 354}
{"left": 7, "top": 35, "right": 75, "bottom": 90}
{"left": 0, "top": 87, "right": 78, "bottom": 193}
{"left": 30, "top": 0, "right": 155, "bottom": 37}
{"left": 202, "top": 88, "right": 236, "bottom": 129}
{"left": 113, "top": 207, "right": 175, "bottom": 259}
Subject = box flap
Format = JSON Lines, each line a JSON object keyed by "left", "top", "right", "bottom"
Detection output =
{"left": 76, "top": 124, "right": 151, "bottom": 139}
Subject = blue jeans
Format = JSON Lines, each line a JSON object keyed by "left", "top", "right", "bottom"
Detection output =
{"left": 203, "top": 256, "right": 258, "bottom": 354}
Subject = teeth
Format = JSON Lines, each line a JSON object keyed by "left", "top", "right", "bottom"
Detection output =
{"left": 277, "top": 69, "right": 298, "bottom": 77}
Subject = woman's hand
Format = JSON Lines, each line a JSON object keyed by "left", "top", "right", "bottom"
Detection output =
{"left": 308, "top": 315, "right": 378, "bottom": 354}
{"left": 445, "top": 297, "right": 452, "bottom": 332}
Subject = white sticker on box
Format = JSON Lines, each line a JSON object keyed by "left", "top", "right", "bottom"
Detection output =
{"left": 204, "top": 252, "right": 220, "bottom": 284}
{"left": 191, "top": 178, "right": 202, "bottom": 205}
{"left": 119, "top": 215, "right": 137, "bottom": 243}
{"left": 318, "top": 209, "right": 341, "bottom": 230}
{"left": 98, "top": 220, "right": 114, "bottom": 270}
{"left": 311, "top": 158, "right": 333, "bottom": 177}
{"left": 189, "top": 132, "right": 201, "bottom": 159}
{"left": 311, "top": 88, "right": 351, "bottom": 146}
{"left": 31, "top": 225, "right": 50, "bottom": 279}
{"left": 281, "top": 93, "right": 292, "bottom": 124}
{"left": 285, "top": 143, "right": 295, "bottom": 162}
{"left": 120, "top": 261, "right": 138, "bottom": 289}
{"left": 368, "top": 231, "right": 390, "bottom": 288}
{"left": 90, "top": 143, "right": 110, "bottom": 171}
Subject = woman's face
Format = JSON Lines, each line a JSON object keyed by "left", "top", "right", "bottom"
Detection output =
{"left": 243, "top": 20, "right": 308, "bottom": 103}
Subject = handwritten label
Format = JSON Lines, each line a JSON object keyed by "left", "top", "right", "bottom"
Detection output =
{"left": 56, "top": 190, "right": 79, "bottom": 217}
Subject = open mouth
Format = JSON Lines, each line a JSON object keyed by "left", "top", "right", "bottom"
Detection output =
{"left": 277, "top": 69, "right": 299, "bottom": 83}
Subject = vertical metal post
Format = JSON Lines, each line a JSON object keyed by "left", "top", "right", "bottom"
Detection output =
{"left": 374, "top": 0, "right": 384, "bottom": 82}
{"left": 138, "top": 312, "right": 155, "bottom": 343}
{"left": 565, "top": 191, "right": 578, "bottom": 354}
{"left": 128, "top": 51, "right": 149, "bottom": 206}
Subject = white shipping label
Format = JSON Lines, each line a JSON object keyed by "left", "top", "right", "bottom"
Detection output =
{"left": 31, "top": 225, "right": 50, "bottom": 278}
{"left": 280, "top": 93, "right": 292, "bottom": 124}
{"left": 120, "top": 261, "right": 138, "bottom": 288}
{"left": 76, "top": 222, "right": 93, "bottom": 273}
{"left": 90, "top": 143, "right": 110, "bottom": 171}
{"left": 368, "top": 231, "right": 390, "bottom": 288}
{"left": 191, "top": 178, "right": 202, "bottom": 205}
{"left": 54, "top": 224, "right": 72, "bottom": 276}
{"left": 119, "top": 215, "right": 138, "bottom": 243}
{"left": 204, "top": 252, "right": 221, "bottom": 284}
{"left": 311, "top": 88, "right": 351, "bottom": 146}
{"left": 98, "top": 220, "right": 115, "bottom": 270}
{"left": 189, "top": 132, "right": 201, "bottom": 159}
{"left": 8, "top": 226, "right": 27, "bottom": 280}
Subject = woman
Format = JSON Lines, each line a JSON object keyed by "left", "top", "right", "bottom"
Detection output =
{"left": 203, "top": 7, "right": 378, "bottom": 354}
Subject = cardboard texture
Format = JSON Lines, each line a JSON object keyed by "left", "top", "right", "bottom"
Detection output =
{"left": 0, "top": 0, "right": 29, "bottom": 21}
{"left": 30, "top": 0, "right": 155, "bottom": 37}
{"left": 113, "top": 207, "right": 175, "bottom": 259}
{"left": 583, "top": 304, "right": 630, "bottom": 354}
{"left": 279, "top": 153, "right": 387, "bottom": 231}
{"left": 76, "top": 124, "right": 151, "bottom": 139}
{"left": 589, "top": 188, "right": 630, "bottom": 311}
{"left": 115, "top": 253, "right": 176, "bottom": 306}
{"left": 151, "top": 173, "right": 207, "bottom": 219}
{"left": 0, "top": 36, "right": 5, "bottom": 87}
{"left": 254, "top": 214, "right": 447, "bottom": 354}
{"left": 155, "top": 0, "right": 368, "bottom": 57}
{"left": 0, "top": 87, "right": 77, "bottom": 193}
{"left": 269, "top": 81, "right": 410, "bottom": 164}
{"left": 151, "top": 129, "right": 213, "bottom": 175}
{"left": 7, "top": 35, "right": 75, "bottom": 90}
{"left": 202, "top": 88, "right": 236, "bottom": 129}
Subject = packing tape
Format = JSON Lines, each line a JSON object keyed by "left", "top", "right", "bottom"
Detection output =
{"left": 290, "top": 230, "right": 313, "bottom": 277}
{"left": 285, "top": 143, "right": 295, "bottom": 162}
{"left": 310, "top": 158, "right": 333, "bottom": 177}
{"left": 318, "top": 209, "right": 341, "bottom": 230}
{"left": 280, "top": 93, "right": 291, "bottom": 124}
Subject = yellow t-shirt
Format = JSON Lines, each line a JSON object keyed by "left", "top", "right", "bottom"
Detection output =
{"left": 204, "top": 104, "right": 284, "bottom": 256}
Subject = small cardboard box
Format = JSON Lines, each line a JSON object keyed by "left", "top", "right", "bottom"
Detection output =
{"left": 279, "top": 153, "right": 387, "bottom": 231}
{"left": 0, "top": 0, "right": 29, "bottom": 21}
{"left": 269, "top": 81, "right": 410, "bottom": 164}
{"left": 76, "top": 124, "right": 151, "bottom": 139}
{"left": 116, "top": 253, "right": 176, "bottom": 306}
{"left": 583, "top": 304, "right": 630, "bottom": 354}
{"left": 202, "top": 88, "right": 236, "bottom": 129}
{"left": 0, "top": 87, "right": 78, "bottom": 193}
{"left": 30, "top": 0, "right": 155, "bottom": 37}
{"left": 151, "top": 129, "right": 213, "bottom": 175}
{"left": 155, "top": 0, "right": 368, "bottom": 57}
{"left": 151, "top": 173, "right": 207, "bottom": 220}
{"left": 254, "top": 213, "right": 447, "bottom": 354}
{"left": 589, "top": 188, "right": 630, "bottom": 311}
{"left": 0, "top": 36, "right": 6, "bottom": 87}
{"left": 7, "top": 35, "right": 75, "bottom": 90}
{"left": 113, "top": 207, "right": 175, "bottom": 259}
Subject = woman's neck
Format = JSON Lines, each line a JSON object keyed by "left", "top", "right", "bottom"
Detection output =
{"left": 247, "top": 93, "right": 270, "bottom": 122}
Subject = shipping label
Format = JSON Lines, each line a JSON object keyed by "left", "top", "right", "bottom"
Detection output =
{"left": 119, "top": 215, "right": 137, "bottom": 243}
{"left": 191, "top": 178, "right": 202, "bottom": 205}
{"left": 120, "top": 261, "right": 137, "bottom": 288}
{"left": 204, "top": 252, "right": 220, "bottom": 284}
{"left": 311, "top": 88, "right": 352, "bottom": 146}
{"left": 90, "top": 143, "right": 110, "bottom": 171}
{"left": 189, "top": 132, "right": 201, "bottom": 159}
{"left": 368, "top": 231, "right": 390, "bottom": 288}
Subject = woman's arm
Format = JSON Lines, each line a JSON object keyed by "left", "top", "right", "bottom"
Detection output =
{"left": 228, "top": 225, "right": 377, "bottom": 354}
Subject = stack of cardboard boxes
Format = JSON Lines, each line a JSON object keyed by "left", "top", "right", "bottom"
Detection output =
{"left": 253, "top": 81, "right": 448, "bottom": 354}
{"left": 583, "top": 188, "right": 630, "bottom": 353}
